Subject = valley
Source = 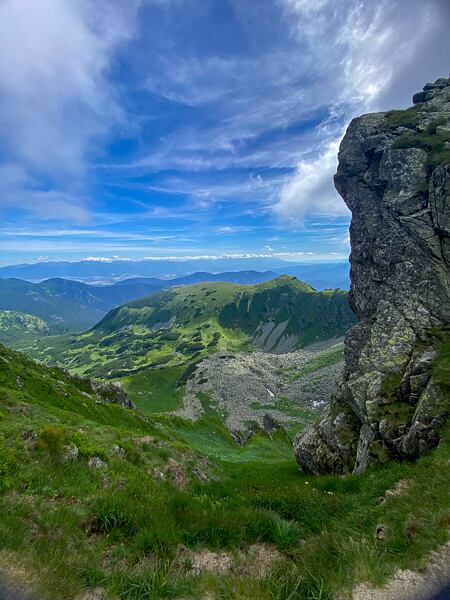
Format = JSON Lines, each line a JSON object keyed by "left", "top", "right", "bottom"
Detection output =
{"left": 0, "top": 328, "right": 448, "bottom": 600}
{"left": 17, "top": 276, "right": 354, "bottom": 436}
{"left": 0, "top": 75, "right": 449, "bottom": 600}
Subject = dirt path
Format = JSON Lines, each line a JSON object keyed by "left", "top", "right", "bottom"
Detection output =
{"left": 352, "top": 541, "right": 450, "bottom": 600}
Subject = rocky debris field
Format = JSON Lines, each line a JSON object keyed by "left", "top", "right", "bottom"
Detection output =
{"left": 176, "top": 338, "right": 344, "bottom": 434}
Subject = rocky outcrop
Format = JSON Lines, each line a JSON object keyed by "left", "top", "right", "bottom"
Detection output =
{"left": 294, "top": 78, "right": 450, "bottom": 474}
{"left": 90, "top": 380, "right": 135, "bottom": 409}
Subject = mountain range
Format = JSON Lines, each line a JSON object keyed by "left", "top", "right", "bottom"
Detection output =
{"left": 0, "top": 271, "right": 279, "bottom": 331}
{"left": 0, "top": 266, "right": 349, "bottom": 332}
{"left": 0, "top": 258, "right": 350, "bottom": 287}
{"left": 28, "top": 276, "right": 355, "bottom": 384}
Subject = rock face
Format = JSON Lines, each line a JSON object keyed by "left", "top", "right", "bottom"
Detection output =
{"left": 294, "top": 78, "right": 450, "bottom": 474}
{"left": 91, "top": 380, "right": 135, "bottom": 409}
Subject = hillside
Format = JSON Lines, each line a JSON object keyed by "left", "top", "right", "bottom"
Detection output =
{"left": 30, "top": 277, "right": 354, "bottom": 379}
{"left": 0, "top": 271, "right": 282, "bottom": 332}
{"left": 0, "top": 343, "right": 449, "bottom": 599}
{"left": 0, "top": 310, "right": 67, "bottom": 347}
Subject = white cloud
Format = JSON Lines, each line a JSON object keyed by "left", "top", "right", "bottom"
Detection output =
{"left": 274, "top": 0, "right": 450, "bottom": 221}
{"left": 274, "top": 139, "right": 349, "bottom": 221}
{"left": 0, "top": 0, "right": 140, "bottom": 218}
{"left": 0, "top": 163, "right": 90, "bottom": 222}
{"left": 82, "top": 256, "right": 132, "bottom": 263}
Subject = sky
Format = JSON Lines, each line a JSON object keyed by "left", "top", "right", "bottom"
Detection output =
{"left": 1, "top": 0, "right": 449, "bottom": 266}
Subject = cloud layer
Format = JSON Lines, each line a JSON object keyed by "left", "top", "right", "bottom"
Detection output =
{"left": 0, "top": 0, "right": 140, "bottom": 220}
{"left": 274, "top": 0, "right": 450, "bottom": 221}
{"left": 1, "top": 0, "right": 449, "bottom": 263}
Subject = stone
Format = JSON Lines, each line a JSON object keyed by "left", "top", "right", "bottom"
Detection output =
{"left": 165, "top": 458, "right": 188, "bottom": 489}
{"left": 61, "top": 443, "right": 79, "bottom": 463}
{"left": 109, "top": 445, "right": 125, "bottom": 460}
{"left": 88, "top": 457, "right": 108, "bottom": 470}
{"left": 152, "top": 467, "right": 165, "bottom": 480}
{"left": 375, "top": 523, "right": 387, "bottom": 541}
{"left": 294, "top": 78, "right": 450, "bottom": 474}
{"left": 90, "top": 380, "right": 135, "bottom": 409}
{"left": 192, "top": 467, "right": 209, "bottom": 482}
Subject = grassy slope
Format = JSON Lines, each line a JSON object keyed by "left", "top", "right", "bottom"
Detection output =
{"left": 0, "top": 310, "right": 68, "bottom": 347}
{"left": 26, "top": 278, "right": 354, "bottom": 398}
{"left": 0, "top": 336, "right": 448, "bottom": 599}
{"left": 219, "top": 276, "right": 353, "bottom": 346}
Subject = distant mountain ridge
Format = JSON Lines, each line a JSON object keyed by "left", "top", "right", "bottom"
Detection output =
{"left": 29, "top": 276, "right": 355, "bottom": 380}
{"left": 0, "top": 268, "right": 349, "bottom": 331}
{"left": 0, "top": 258, "right": 350, "bottom": 288}
{"left": 0, "top": 256, "right": 291, "bottom": 283}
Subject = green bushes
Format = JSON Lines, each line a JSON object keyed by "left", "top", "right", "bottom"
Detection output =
{"left": 70, "top": 431, "right": 106, "bottom": 460}
{"left": 36, "top": 426, "right": 67, "bottom": 460}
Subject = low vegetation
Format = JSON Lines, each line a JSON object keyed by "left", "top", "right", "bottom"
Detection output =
{"left": 384, "top": 105, "right": 450, "bottom": 169}
{"left": 0, "top": 310, "right": 67, "bottom": 348}
{"left": 25, "top": 277, "right": 354, "bottom": 379}
{"left": 0, "top": 332, "right": 449, "bottom": 599}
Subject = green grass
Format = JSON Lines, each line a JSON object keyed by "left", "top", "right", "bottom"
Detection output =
{"left": 0, "top": 310, "right": 68, "bottom": 348}
{"left": 0, "top": 336, "right": 449, "bottom": 600}
{"left": 283, "top": 346, "right": 344, "bottom": 381}
{"left": 384, "top": 104, "right": 426, "bottom": 129}
{"left": 122, "top": 365, "right": 186, "bottom": 413}
{"left": 24, "top": 277, "right": 354, "bottom": 381}
{"left": 387, "top": 112, "right": 450, "bottom": 168}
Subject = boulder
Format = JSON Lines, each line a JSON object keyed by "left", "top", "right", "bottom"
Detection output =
{"left": 294, "top": 78, "right": 450, "bottom": 474}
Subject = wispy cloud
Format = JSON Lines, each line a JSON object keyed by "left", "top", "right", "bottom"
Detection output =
{"left": 274, "top": 0, "right": 450, "bottom": 221}
{"left": 0, "top": 0, "right": 141, "bottom": 219}
{"left": 1, "top": 0, "right": 449, "bottom": 264}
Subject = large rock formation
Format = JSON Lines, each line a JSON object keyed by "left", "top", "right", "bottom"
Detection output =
{"left": 294, "top": 78, "right": 450, "bottom": 474}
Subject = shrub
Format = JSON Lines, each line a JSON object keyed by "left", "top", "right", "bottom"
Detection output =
{"left": 71, "top": 432, "right": 107, "bottom": 461}
{"left": 36, "top": 426, "right": 66, "bottom": 460}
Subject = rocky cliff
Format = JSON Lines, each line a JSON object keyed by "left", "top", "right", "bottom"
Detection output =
{"left": 294, "top": 78, "right": 450, "bottom": 474}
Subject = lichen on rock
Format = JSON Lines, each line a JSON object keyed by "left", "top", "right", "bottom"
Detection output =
{"left": 294, "top": 78, "right": 450, "bottom": 474}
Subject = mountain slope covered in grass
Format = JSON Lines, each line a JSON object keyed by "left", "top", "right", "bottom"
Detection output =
{"left": 0, "top": 338, "right": 449, "bottom": 600}
{"left": 0, "top": 271, "right": 283, "bottom": 332}
{"left": 29, "top": 277, "right": 355, "bottom": 381}
{"left": 0, "top": 310, "right": 67, "bottom": 347}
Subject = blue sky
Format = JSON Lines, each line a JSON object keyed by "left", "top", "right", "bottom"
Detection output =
{"left": 1, "top": 0, "right": 449, "bottom": 266}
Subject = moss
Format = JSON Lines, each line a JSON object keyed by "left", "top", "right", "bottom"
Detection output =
{"left": 393, "top": 128, "right": 450, "bottom": 168}
{"left": 381, "top": 372, "right": 403, "bottom": 403}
